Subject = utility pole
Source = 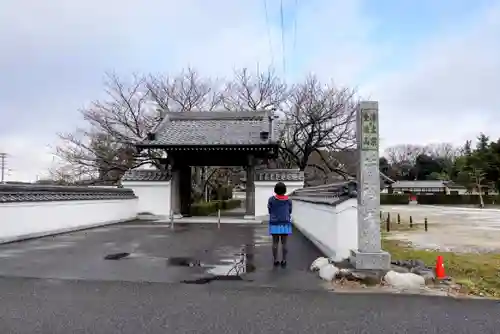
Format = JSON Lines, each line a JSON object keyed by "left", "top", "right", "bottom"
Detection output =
{"left": 0, "top": 153, "right": 6, "bottom": 184}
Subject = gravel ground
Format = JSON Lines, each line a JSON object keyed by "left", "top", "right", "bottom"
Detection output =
{"left": 382, "top": 205, "right": 500, "bottom": 253}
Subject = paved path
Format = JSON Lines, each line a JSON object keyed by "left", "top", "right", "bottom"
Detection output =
{"left": 0, "top": 221, "right": 499, "bottom": 332}
{"left": 0, "top": 221, "right": 322, "bottom": 289}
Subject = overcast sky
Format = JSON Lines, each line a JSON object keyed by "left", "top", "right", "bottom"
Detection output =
{"left": 1, "top": 0, "right": 499, "bottom": 181}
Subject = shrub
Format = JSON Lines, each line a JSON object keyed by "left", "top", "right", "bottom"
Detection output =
{"left": 416, "top": 194, "right": 500, "bottom": 205}
{"left": 380, "top": 194, "right": 410, "bottom": 205}
{"left": 189, "top": 198, "right": 242, "bottom": 216}
{"left": 190, "top": 202, "right": 217, "bottom": 216}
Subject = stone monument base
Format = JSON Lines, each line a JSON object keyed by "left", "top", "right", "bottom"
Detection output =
{"left": 349, "top": 249, "right": 391, "bottom": 270}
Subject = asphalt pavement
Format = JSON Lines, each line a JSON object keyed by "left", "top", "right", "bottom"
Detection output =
{"left": 0, "top": 222, "right": 498, "bottom": 333}
{"left": 1, "top": 276, "right": 499, "bottom": 333}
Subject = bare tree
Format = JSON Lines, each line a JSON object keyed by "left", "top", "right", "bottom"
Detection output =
{"left": 46, "top": 164, "right": 79, "bottom": 185}
{"left": 55, "top": 69, "right": 359, "bottom": 188}
{"left": 218, "top": 67, "right": 290, "bottom": 176}
{"left": 278, "top": 76, "right": 358, "bottom": 177}
{"left": 221, "top": 68, "right": 288, "bottom": 111}
{"left": 384, "top": 144, "right": 427, "bottom": 165}
{"left": 56, "top": 73, "right": 162, "bottom": 181}
{"left": 425, "top": 143, "right": 460, "bottom": 161}
{"left": 147, "top": 67, "right": 223, "bottom": 112}
{"left": 56, "top": 69, "right": 226, "bottom": 182}
{"left": 472, "top": 168, "right": 486, "bottom": 208}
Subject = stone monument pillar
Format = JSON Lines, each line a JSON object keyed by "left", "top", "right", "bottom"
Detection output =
{"left": 349, "top": 101, "right": 391, "bottom": 270}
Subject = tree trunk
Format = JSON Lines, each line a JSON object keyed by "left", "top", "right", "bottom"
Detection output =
{"left": 478, "top": 186, "right": 485, "bottom": 208}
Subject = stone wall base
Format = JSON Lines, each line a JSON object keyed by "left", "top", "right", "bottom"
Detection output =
{"left": 350, "top": 249, "right": 391, "bottom": 270}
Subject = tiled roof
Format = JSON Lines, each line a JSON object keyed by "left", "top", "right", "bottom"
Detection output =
{"left": 121, "top": 169, "right": 171, "bottom": 182}
{"left": 445, "top": 182, "right": 466, "bottom": 189}
{"left": 141, "top": 111, "right": 278, "bottom": 146}
{"left": 290, "top": 180, "right": 358, "bottom": 206}
{"left": 391, "top": 180, "right": 446, "bottom": 188}
{"left": 255, "top": 169, "right": 304, "bottom": 182}
{"left": 0, "top": 184, "right": 136, "bottom": 203}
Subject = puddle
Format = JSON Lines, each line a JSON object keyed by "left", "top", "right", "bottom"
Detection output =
{"left": 167, "top": 257, "right": 201, "bottom": 267}
{"left": 205, "top": 244, "right": 256, "bottom": 276}
{"left": 147, "top": 235, "right": 169, "bottom": 239}
{"left": 166, "top": 244, "right": 257, "bottom": 276}
{"left": 104, "top": 252, "right": 130, "bottom": 260}
{"left": 0, "top": 242, "right": 75, "bottom": 258}
{"left": 0, "top": 249, "right": 28, "bottom": 258}
{"left": 206, "top": 260, "right": 241, "bottom": 275}
{"left": 181, "top": 275, "right": 245, "bottom": 284}
{"left": 253, "top": 234, "right": 272, "bottom": 247}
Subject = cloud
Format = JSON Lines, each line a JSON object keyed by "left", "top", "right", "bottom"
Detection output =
{"left": 0, "top": 0, "right": 376, "bottom": 181}
{"left": 361, "top": 3, "right": 500, "bottom": 149}
{"left": 0, "top": 0, "right": 499, "bottom": 180}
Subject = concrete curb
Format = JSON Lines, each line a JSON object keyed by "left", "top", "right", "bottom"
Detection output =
{"left": 154, "top": 218, "right": 264, "bottom": 224}
{"left": 326, "top": 284, "right": 498, "bottom": 300}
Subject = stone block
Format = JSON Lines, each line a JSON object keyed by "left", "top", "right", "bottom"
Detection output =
{"left": 349, "top": 249, "right": 391, "bottom": 270}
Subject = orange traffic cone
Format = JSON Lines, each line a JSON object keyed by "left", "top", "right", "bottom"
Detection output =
{"left": 435, "top": 255, "right": 446, "bottom": 279}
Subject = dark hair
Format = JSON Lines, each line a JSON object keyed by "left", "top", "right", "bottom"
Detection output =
{"left": 274, "top": 182, "right": 287, "bottom": 195}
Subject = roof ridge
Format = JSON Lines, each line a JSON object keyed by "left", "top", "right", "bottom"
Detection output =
{"left": 141, "top": 110, "right": 279, "bottom": 146}
{"left": 163, "top": 111, "right": 269, "bottom": 121}
{"left": 150, "top": 111, "right": 270, "bottom": 136}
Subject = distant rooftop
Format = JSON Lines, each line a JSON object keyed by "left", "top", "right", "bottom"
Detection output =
{"left": 139, "top": 111, "right": 280, "bottom": 147}
{"left": 391, "top": 180, "right": 447, "bottom": 188}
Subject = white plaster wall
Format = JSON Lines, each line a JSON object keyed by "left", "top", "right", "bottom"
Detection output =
{"left": 0, "top": 199, "right": 138, "bottom": 243}
{"left": 254, "top": 181, "right": 304, "bottom": 218}
{"left": 121, "top": 181, "right": 171, "bottom": 217}
{"left": 333, "top": 199, "right": 358, "bottom": 260}
{"left": 292, "top": 198, "right": 358, "bottom": 261}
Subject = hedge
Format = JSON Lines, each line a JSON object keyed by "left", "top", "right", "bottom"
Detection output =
{"left": 380, "top": 194, "right": 500, "bottom": 205}
{"left": 189, "top": 198, "right": 242, "bottom": 216}
{"left": 416, "top": 194, "right": 500, "bottom": 205}
{"left": 380, "top": 194, "right": 410, "bottom": 205}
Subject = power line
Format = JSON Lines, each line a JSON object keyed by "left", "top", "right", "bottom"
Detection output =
{"left": 292, "top": 0, "right": 298, "bottom": 57}
{"left": 263, "top": 0, "right": 275, "bottom": 67}
{"left": 279, "top": 0, "right": 286, "bottom": 78}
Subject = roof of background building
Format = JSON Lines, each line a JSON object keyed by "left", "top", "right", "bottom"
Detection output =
{"left": 139, "top": 111, "right": 280, "bottom": 146}
{"left": 391, "top": 180, "right": 447, "bottom": 188}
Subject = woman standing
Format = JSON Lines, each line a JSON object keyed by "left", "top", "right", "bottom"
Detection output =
{"left": 267, "top": 182, "right": 293, "bottom": 268}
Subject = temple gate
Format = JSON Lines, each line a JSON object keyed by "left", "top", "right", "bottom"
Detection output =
{"left": 127, "top": 111, "right": 301, "bottom": 220}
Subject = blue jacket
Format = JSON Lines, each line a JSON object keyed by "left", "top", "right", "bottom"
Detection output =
{"left": 268, "top": 195, "right": 292, "bottom": 225}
